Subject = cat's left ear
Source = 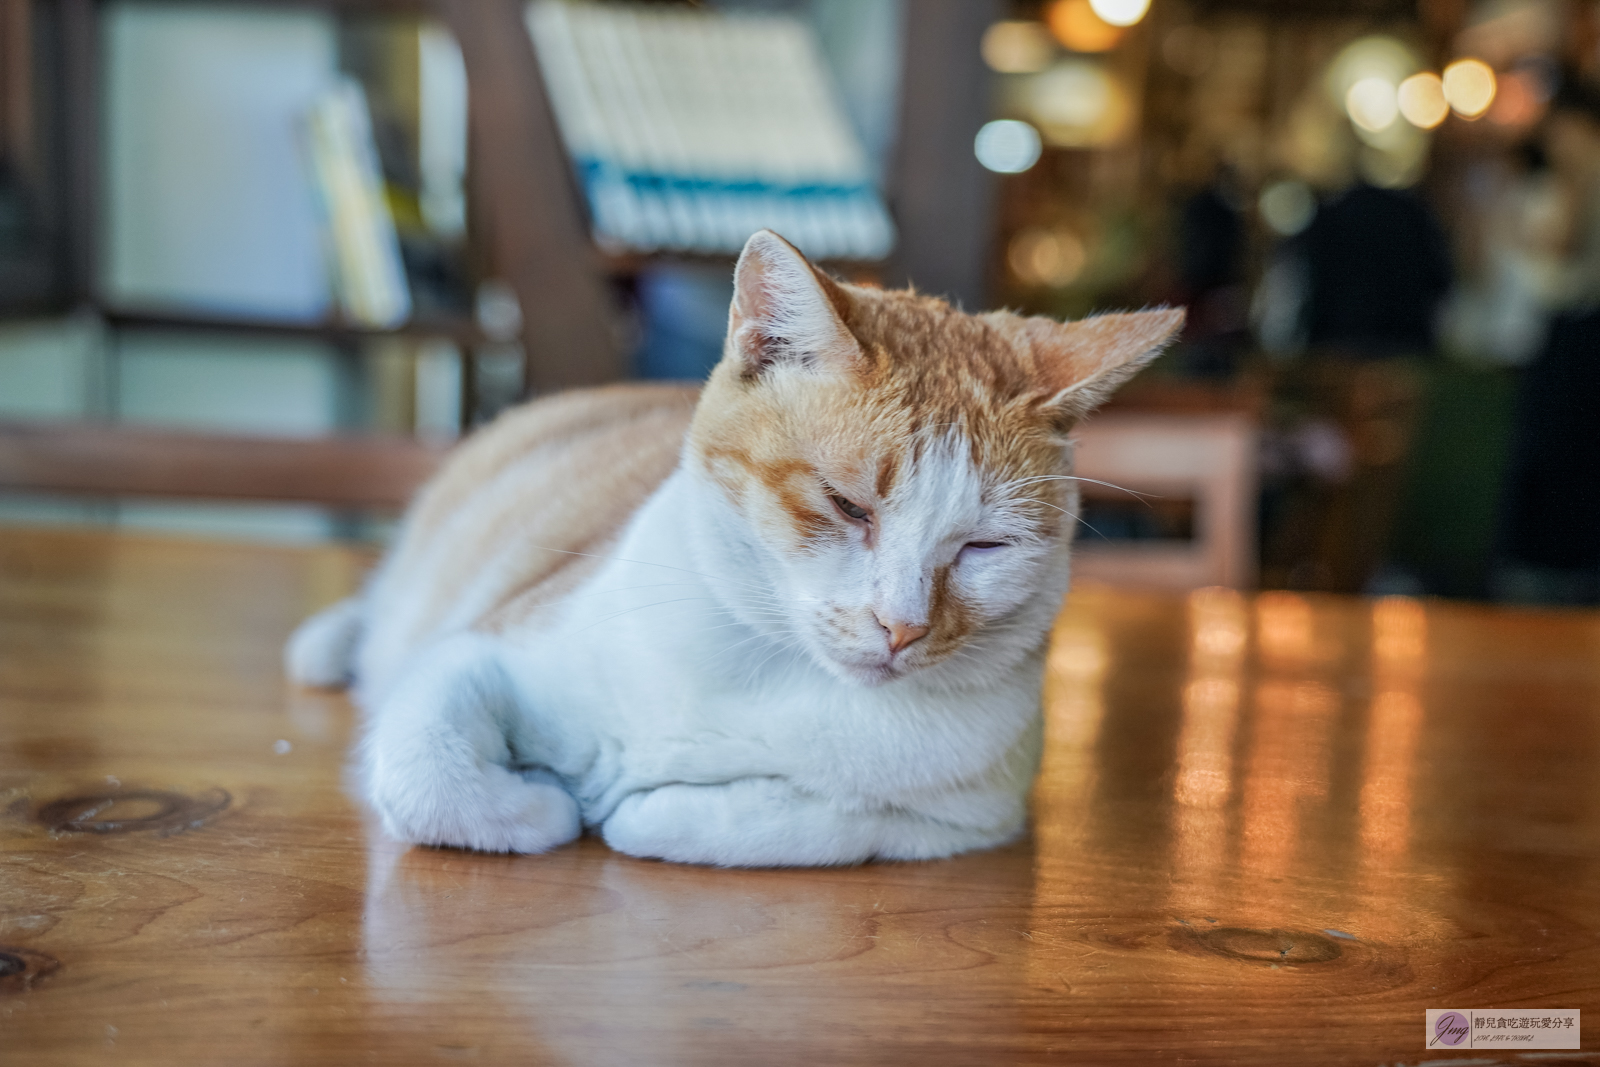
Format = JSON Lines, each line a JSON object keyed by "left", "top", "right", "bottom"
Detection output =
{"left": 725, "top": 230, "right": 861, "bottom": 379}
{"left": 1020, "top": 308, "right": 1186, "bottom": 427}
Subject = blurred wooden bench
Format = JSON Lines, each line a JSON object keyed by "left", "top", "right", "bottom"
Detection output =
{"left": 0, "top": 420, "right": 444, "bottom": 511}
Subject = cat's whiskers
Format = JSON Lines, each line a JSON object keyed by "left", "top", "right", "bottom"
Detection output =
{"left": 698, "top": 624, "right": 802, "bottom": 660}
{"left": 1004, "top": 472, "right": 1159, "bottom": 504}
{"left": 695, "top": 626, "right": 808, "bottom": 681}
{"left": 1015, "top": 496, "right": 1110, "bottom": 540}
{"left": 563, "top": 588, "right": 800, "bottom": 657}
{"left": 695, "top": 616, "right": 789, "bottom": 637}
{"left": 736, "top": 630, "right": 809, "bottom": 688}
{"left": 567, "top": 596, "right": 746, "bottom": 637}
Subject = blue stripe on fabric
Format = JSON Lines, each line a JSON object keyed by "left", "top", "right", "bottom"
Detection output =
{"left": 575, "top": 158, "right": 880, "bottom": 204}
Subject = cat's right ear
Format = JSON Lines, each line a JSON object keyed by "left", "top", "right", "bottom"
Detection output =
{"left": 726, "top": 230, "right": 860, "bottom": 380}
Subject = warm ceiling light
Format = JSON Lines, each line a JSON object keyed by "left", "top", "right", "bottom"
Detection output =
{"left": 1046, "top": 0, "right": 1123, "bottom": 53}
{"left": 1443, "top": 58, "right": 1496, "bottom": 118}
{"left": 1346, "top": 76, "right": 1399, "bottom": 131}
{"left": 981, "top": 21, "right": 1055, "bottom": 74}
{"left": 1397, "top": 72, "right": 1449, "bottom": 128}
{"left": 1088, "top": 0, "right": 1151, "bottom": 28}
{"left": 1326, "top": 35, "right": 1418, "bottom": 110}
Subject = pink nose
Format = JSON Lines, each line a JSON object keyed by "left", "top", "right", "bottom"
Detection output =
{"left": 878, "top": 618, "right": 930, "bottom": 654}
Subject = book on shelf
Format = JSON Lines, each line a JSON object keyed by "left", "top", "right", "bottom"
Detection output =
{"left": 306, "top": 78, "right": 413, "bottom": 329}
{"left": 527, "top": 0, "right": 895, "bottom": 261}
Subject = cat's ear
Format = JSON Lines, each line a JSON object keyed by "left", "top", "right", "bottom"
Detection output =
{"left": 1020, "top": 308, "right": 1186, "bottom": 428}
{"left": 726, "top": 230, "right": 860, "bottom": 379}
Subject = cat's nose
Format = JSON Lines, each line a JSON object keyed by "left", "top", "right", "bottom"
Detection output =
{"left": 876, "top": 617, "right": 930, "bottom": 654}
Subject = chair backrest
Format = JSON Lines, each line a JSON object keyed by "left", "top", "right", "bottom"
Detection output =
{"left": 1069, "top": 412, "right": 1258, "bottom": 590}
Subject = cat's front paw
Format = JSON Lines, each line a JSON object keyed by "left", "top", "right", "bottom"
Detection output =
{"left": 369, "top": 753, "right": 581, "bottom": 854}
{"left": 599, "top": 784, "right": 718, "bottom": 862}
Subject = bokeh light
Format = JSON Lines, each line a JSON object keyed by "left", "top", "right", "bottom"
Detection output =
{"left": 1029, "top": 59, "right": 1129, "bottom": 146}
{"left": 1443, "top": 58, "right": 1496, "bottom": 118}
{"left": 1397, "top": 72, "right": 1449, "bottom": 128}
{"left": 1008, "top": 227, "right": 1087, "bottom": 287}
{"left": 1326, "top": 36, "right": 1418, "bottom": 110}
{"left": 1346, "top": 76, "right": 1399, "bottom": 132}
{"left": 1487, "top": 67, "right": 1547, "bottom": 127}
{"left": 974, "top": 119, "right": 1042, "bottom": 173}
{"left": 1259, "top": 180, "right": 1316, "bottom": 236}
{"left": 981, "top": 21, "right": 1055, "bottom": 75}
{"left": 1045, "top": 0, "right": 1122, "bottom": 54}
{"left": 1088, "top": 0, "right": 1151, "bottom": 28}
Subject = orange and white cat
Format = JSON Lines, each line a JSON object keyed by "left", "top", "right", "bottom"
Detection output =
{"left": 287, "top": 230, "right": 1182, "bottom": 866}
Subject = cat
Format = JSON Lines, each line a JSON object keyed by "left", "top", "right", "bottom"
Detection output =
{"left": 286, "top": 229, "right": 1183, "bottom": 866}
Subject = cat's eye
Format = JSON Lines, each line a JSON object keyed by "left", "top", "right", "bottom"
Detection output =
{"left": 829, "top": 494, "right": 870, "bottom": 521}
{"left": 964, "top": 541, "right": 1006, "bottom": 551}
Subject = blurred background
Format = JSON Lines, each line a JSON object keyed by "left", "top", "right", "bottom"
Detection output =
{"left": 0, "top": 0, "right": 1596, "bottom": 605}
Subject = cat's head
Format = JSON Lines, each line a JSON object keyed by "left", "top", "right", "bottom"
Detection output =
{"left": 686, "top": 230, "right": 1183, "bottom": 687}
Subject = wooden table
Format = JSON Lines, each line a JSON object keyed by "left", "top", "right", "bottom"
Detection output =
{"left": 2, "top": 527, "right": 1597, "bottom": 1065}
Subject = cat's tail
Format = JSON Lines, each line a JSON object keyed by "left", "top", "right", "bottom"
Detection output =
{"left": 285, "top": 597, "right": 363, "bottom": 689}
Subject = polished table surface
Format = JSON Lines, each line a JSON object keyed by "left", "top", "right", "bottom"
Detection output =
{"left": 2, "top": 526, "right": 1597, "bottom": 1066}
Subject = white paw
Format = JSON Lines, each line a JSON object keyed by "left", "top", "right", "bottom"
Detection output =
{"left": 369, "top": 736, "right": 581, "bottom": 854}
{"left": 600, "top": 788, "right": 702, "bottom": 861}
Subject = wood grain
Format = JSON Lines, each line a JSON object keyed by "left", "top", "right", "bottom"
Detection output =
{"left": 1, "top": 527, "right": 1597, "bottom": 1065}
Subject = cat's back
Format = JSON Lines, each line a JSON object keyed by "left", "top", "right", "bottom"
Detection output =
{"left": 360, "top": 383, "right": 699, "bottom": 681}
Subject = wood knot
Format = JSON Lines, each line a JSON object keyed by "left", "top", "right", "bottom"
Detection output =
{"left": 1178, "top": 926, "right": 1343, "bottom": 965}
{"left": 0, "top": 947, "right": 60, "bottom": 992}
{"left": 35, "top": 787, "right": 230, "bottom": 836}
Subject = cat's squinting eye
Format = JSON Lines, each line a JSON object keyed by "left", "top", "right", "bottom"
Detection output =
{"left": 964, "top": 541, "right": 1006, "bottom": 551}
{"left": 829, "top": 494, "right": 870, "bottom": 521}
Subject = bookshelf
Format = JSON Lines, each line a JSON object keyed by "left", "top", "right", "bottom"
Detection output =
{"left": 103, "top": 307, "right": 488, "bottom": 351}
{"left": 0, "top": 0, "right": 618, "bottom": 513}
{"left": 75, "top": 0, "right": 618, "bottom": 387}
